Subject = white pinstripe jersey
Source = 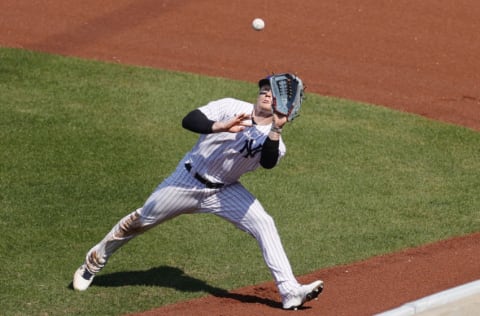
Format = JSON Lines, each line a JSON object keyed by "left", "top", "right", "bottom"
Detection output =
{"left": 182, "top": 98, "right": 286, "bottom": 185}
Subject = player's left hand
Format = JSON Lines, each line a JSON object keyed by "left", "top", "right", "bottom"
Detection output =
{"left": 272, "top": 112, "right": 288, "bottom": 129}
{"left": 269, "top": 73, "right": 305, "bottom": 122}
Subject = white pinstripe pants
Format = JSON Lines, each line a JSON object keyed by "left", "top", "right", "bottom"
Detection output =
{"left": 84, "top": 164, "right": 300, "bottom": 294}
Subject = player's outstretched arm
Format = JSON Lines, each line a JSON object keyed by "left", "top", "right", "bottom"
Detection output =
{"left": 211, "top": 113, "right": 252, "bottom": 133}
{"left": 182, "top": 109, "right": 215, "bottom": 134}
{"left": 182, "top": 109, "right": 252, "bottom": 134}
{"left": 260, "top": 136, "right": 279, "bottom": 169}
{"left": 260, "top": 113, "right": 287, "bottom": 169}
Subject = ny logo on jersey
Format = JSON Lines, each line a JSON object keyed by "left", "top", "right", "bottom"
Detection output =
{"left": 239, "top": 139, "right": 262, "bottom": 158}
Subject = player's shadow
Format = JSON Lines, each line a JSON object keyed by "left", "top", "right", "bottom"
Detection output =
{"left": 69, "top": 265, "right": 281, "bottom": 308}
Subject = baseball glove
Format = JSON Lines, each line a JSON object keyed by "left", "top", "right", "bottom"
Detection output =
{"left": 269, "top": 73, "right": 305, "bottom": 121}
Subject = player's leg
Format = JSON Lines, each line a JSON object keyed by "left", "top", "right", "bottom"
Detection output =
{"left": 205, "top": 183, "right": 323, "bottom": 309}
{"left": 73, "top": 168, "right": 203, "bottom": 291}
{"left": 205, "top": 184, "right": 298, "bottom": 290}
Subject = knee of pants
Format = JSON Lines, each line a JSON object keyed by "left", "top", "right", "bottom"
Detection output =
{"left": 249, "top": 213, "right": 278, "bottom": 237}
{"left": 116, "top": 209, "right": 157, "bottom": 238}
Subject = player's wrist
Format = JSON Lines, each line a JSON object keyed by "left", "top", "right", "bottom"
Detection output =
{"left": 212, "top": 121, "right": 227, "bottom": 133}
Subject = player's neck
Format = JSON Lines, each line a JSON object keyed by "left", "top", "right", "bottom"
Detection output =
{"left": 253, "top": 108, "right": 273, "bottom": 126}
{"left": 253, "top": 113, "right": 273, "bottom": 126}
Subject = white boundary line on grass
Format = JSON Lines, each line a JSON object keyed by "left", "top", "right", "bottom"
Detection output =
{"left": 374, "top": 280, "right": 480, "bottom": 316}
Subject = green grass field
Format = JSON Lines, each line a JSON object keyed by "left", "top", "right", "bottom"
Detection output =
{"left": 1, "top": 47, "right": 479, "bottom": 315}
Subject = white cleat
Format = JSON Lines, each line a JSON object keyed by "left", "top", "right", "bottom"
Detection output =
{"left": 282, "top": 280, "right": 324, "bottom": 310}
{"left": 73, "top": 264, "right": 95, "bottom": 291}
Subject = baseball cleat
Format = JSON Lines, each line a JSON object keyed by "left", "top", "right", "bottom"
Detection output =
{"left": 73, "top": 264, "right": 95, "bottom": 291}
{"left": 282, "top": 280, "right": 324, "bottom": 310}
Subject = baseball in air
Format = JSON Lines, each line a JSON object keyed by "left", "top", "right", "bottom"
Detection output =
{"left": 252, "top": 18, "right": 265, "bottom": 31}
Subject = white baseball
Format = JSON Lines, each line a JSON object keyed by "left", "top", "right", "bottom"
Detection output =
{"left": 252, "top": 18, "right": 265, "bottom": 31}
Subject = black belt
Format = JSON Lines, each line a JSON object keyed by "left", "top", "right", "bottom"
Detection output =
{"left": 185, "top": 163, "right": 224, "bottom": 189}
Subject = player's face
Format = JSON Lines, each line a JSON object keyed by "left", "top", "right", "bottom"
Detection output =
{"left": 256, "top": 85, "right": 273, "bottom": 114}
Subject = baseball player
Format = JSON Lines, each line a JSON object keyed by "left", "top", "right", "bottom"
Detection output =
{"left": 73, "top": 76, "right": 323, "bottom": 310}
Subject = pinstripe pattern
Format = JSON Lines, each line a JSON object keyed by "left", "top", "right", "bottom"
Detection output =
{"left": 186, "top": 98, "right": 286, "bottom": 184}
{"left": 201, "top": 182, "right": 298, "bottom": 286}
{"left": 82, "top": 97, "right": 301, "bottom": 296}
